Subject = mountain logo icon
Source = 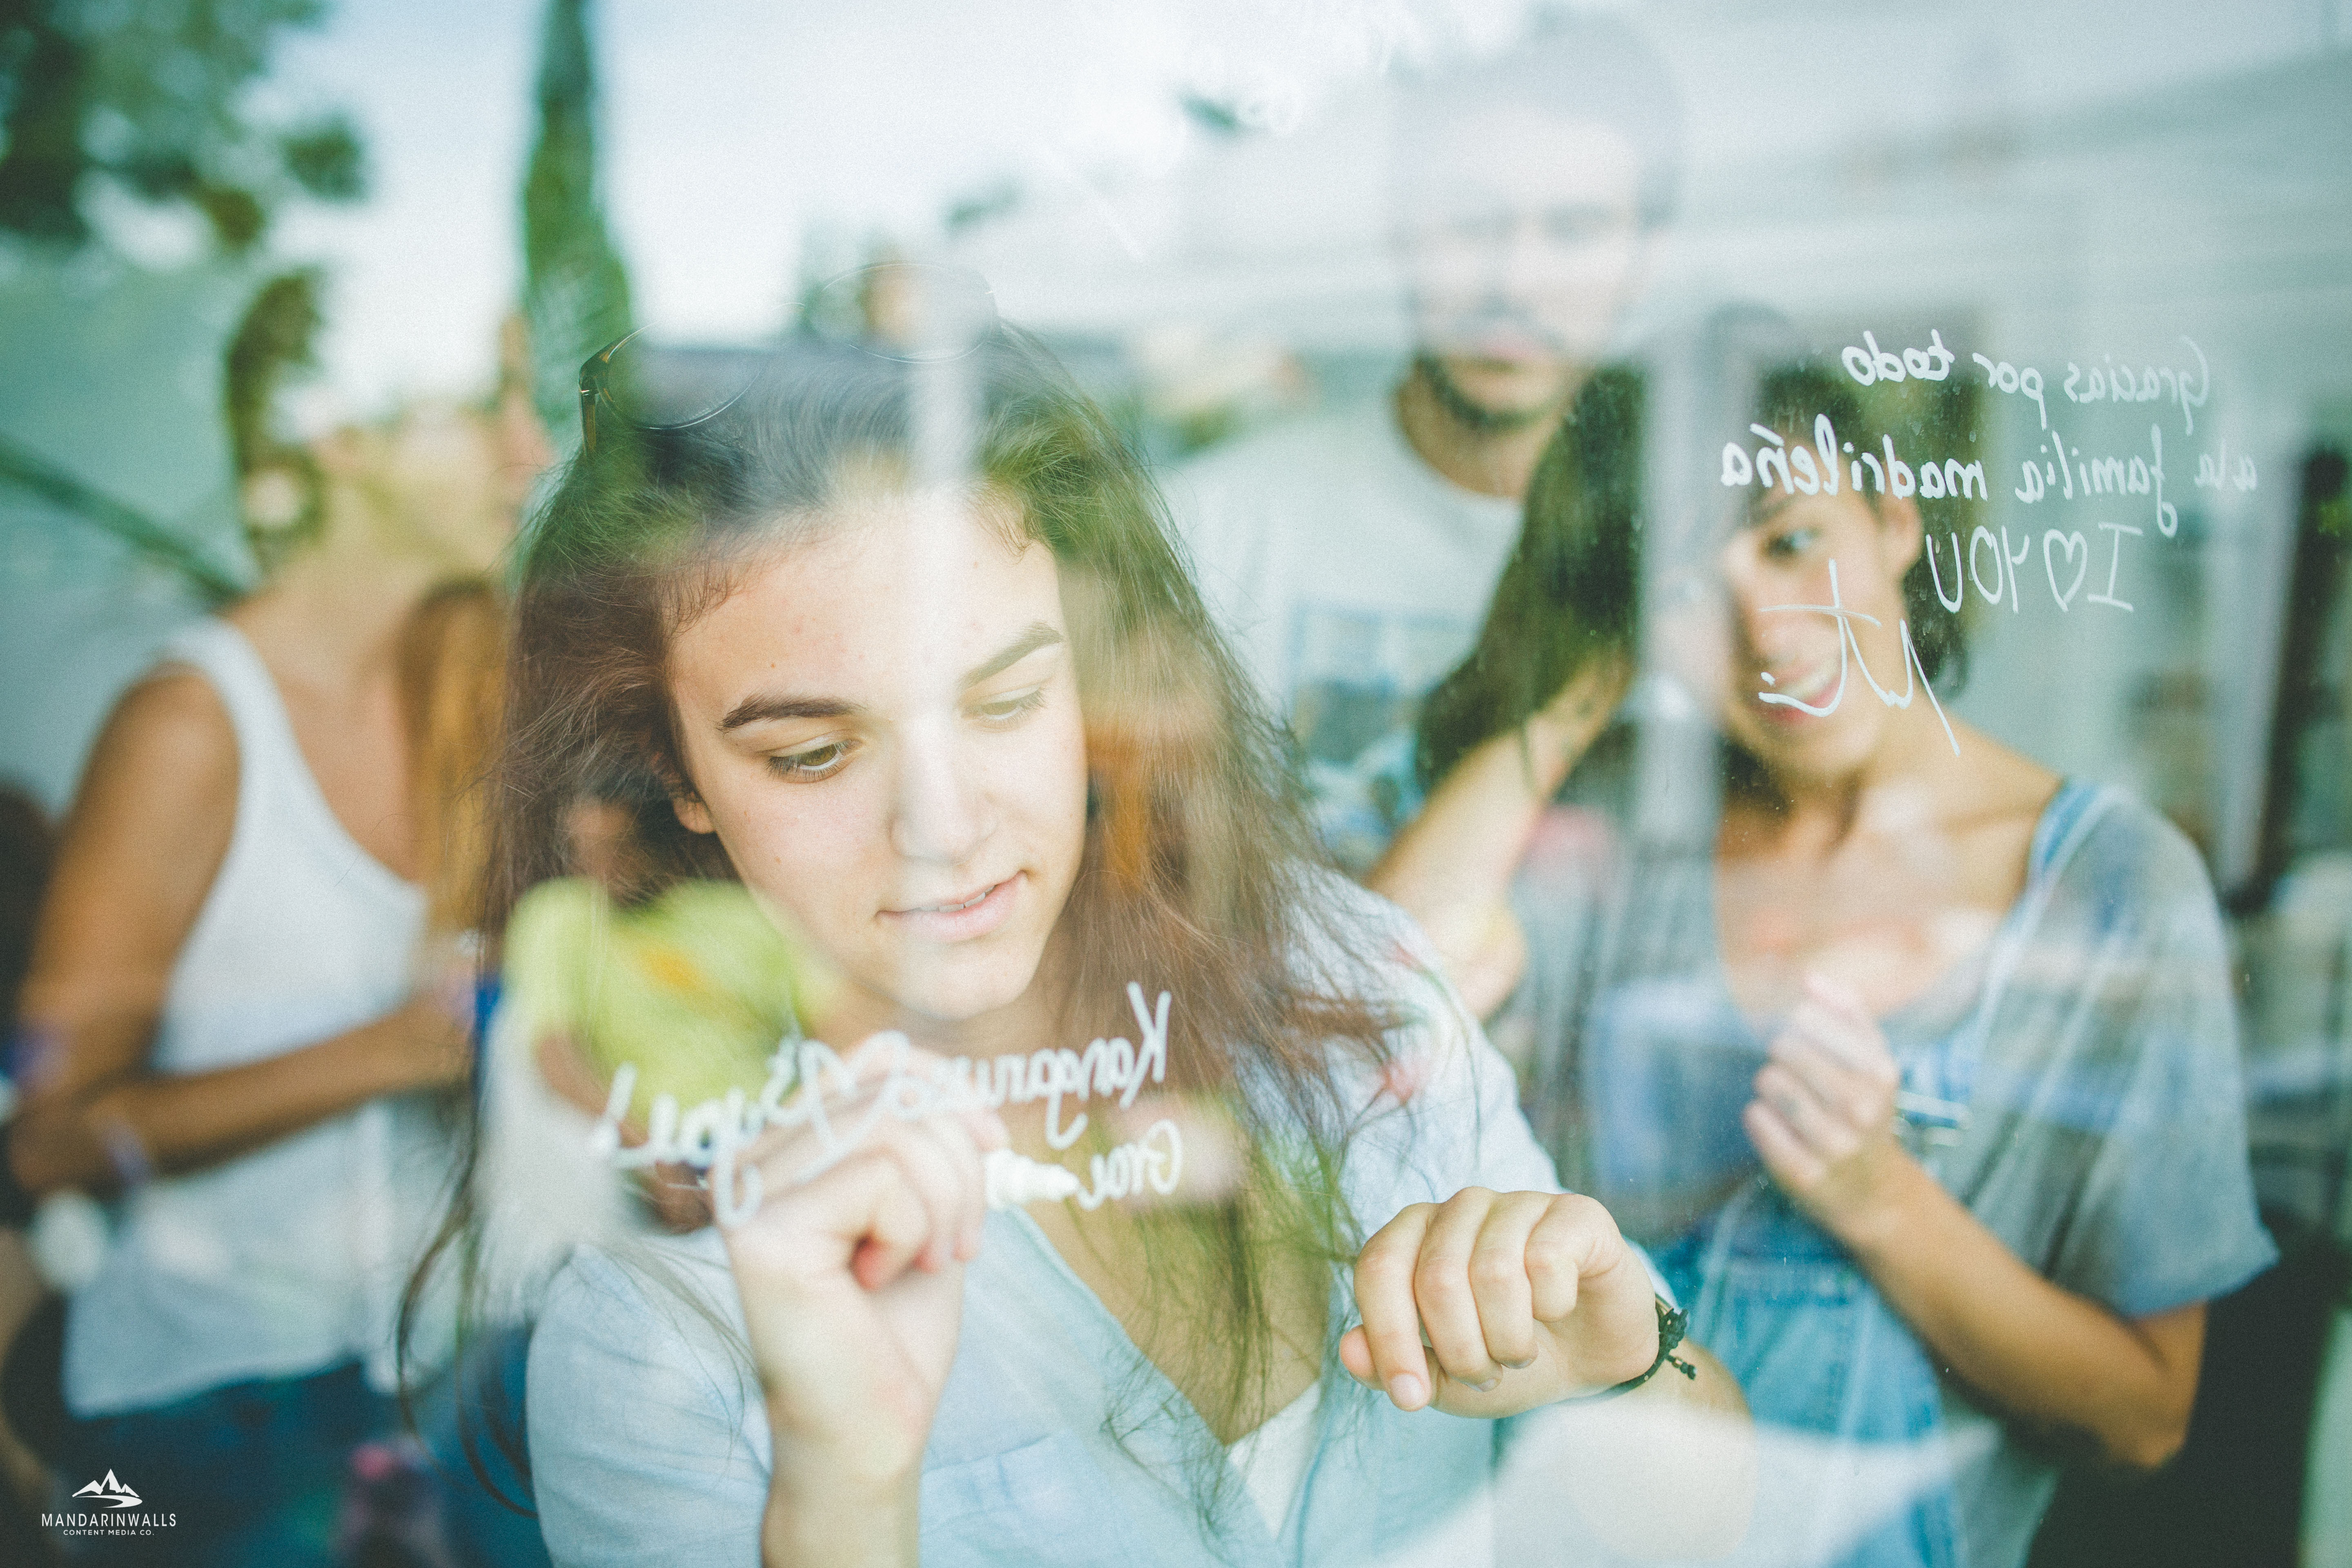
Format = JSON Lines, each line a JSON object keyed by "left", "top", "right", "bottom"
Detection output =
{"left": 71, "top": 1470, "right": 142, "bottom": 1510}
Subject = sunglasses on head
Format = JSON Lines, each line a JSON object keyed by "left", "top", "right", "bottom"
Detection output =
{"left": 576, "top": 261, "right": 1000, "bottom": 454}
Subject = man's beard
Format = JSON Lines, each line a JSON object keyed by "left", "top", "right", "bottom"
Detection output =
{"left": 1413, "top": 353, "right": 1570, "bottom": 436}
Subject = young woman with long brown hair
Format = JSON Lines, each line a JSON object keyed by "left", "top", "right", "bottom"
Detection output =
{"left": 462, "top": 294, "right": 1749, "bottom": 1568}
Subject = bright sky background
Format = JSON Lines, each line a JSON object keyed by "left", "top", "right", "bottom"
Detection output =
{"left": 263, "top": 0, "right": 1546, "bottom": 405}
{"left": 254, "top": 0, "right": 2350, "bottom": 409}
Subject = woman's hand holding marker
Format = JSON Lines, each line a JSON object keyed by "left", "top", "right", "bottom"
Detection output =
{"left": 1743, "top": 972, "right": 1915, "bottom": 1247}
{"left": 720, "top": 1038, "right": 1006, "bottom": 1494}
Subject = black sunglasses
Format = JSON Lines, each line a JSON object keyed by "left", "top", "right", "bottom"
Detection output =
{"left": 576, "top": 261, "right": 999, "bottom": 454}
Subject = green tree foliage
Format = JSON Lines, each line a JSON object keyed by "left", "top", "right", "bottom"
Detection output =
{"left": 0, "top": 0, "right": 363, "bottom": 252}
{"left": 521, "top": 0, "right": 631, "bottom": 437}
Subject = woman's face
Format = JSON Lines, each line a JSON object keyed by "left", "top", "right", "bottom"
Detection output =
{"left": 664, "top": 492, "right": 1089, "bottom": 1033}
{"left": 373, "top": 388, "right": 551, "bottom": 572}
{"left": 1702, "top": 466, "right": 1924, "bottom": 788}
{"left": 324, "top": 341, "right": 553, "bottom": 575}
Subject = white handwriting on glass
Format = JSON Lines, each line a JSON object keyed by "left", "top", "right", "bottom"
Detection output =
{"left": 587, "top": 982, "right": 1182, "bottom": 1227}
{"left": 1840, "top": 327, "right": 2212, "bottom": 441}
{"left": 1719, "top": 412, "right": 1988, "bottom": 506}
{"left": 1756, "top": 558, "right": 1960, "bottom": 757}
{"left": 2058, "top": 337, "right": 2209, "bottom": 436}
{"left": 2013, "top": 415, "right": 2260, "bottom": 521}
{"left": 1922, "top": 517, "right": 2145, "bottom": 616}
{"left": 1840, "top": 329, "right": 1957, "bottom": 387}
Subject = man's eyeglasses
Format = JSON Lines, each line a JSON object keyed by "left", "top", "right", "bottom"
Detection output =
{"left": 576, "top": 261, "right": 998, "bottom": 454}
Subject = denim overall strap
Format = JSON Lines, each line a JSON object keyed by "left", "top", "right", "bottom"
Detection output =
{"left": 1690, "top": 1175, "right": 1762, "bottom": 1349}
{"left": 1910, "top": 781, "right": 2112, "bottom": 1184}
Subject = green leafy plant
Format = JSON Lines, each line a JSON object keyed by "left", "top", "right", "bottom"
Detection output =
{"left": 0, "top": 0, "right": 364, "bottom": 253}
{"left": 521, "top": 0, "right": 632, "bottom": 434}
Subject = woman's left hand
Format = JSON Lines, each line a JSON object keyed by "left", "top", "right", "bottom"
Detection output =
{"left": 1339, "top": 1187, "right": 1662, "bottom": 1416}
{"left": 1742, "top": 972, "right": 1917, "bottom": 1245}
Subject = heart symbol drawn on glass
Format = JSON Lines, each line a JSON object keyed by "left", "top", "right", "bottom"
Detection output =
{"left": 2043, "top": 530, "right": 2088, "bottom": 611}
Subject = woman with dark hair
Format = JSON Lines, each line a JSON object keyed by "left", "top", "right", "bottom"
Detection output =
{"left": 470, "top": 304, "right": 1749, "bottom": 1568}
{"left": 1373, "top": 362, "right": 2273, "bottom": 1568}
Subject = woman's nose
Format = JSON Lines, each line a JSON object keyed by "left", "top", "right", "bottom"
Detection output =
{"left": 1737, "top": 608, "right": 1803, "bottom": 669}
{"left": 1724, "top": 581, "right": 1799, "bottom": 666}
{"left": 888, "top": 724, "right": 994, "bottom": 867}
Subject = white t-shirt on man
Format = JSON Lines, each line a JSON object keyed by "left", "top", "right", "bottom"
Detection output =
{"left": 1166, "top": 396, "right": 1522, "bottom": 873}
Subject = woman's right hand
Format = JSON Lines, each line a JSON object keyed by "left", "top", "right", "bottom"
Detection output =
{"left": 1527, "top": 654, "right": 1635, "bottom": 764}
{"left": 382, "top": 988, "right": 474, "bottom": 1093}
{"left": 719, "top": 1047, "right": 1004, "bottom": 1521}
{"left": 1374, "top": 653, "right": 1631, "bottom": 1021}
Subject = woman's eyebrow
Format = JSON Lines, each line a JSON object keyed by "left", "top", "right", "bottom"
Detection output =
{"left": 719, "top": 693, "right": 862, "bottom": 731}
{"left": 960, "top": 621, "right": 1064, "bottom": 690}
{"left": 716, "top": 623, "right": 1062, "bottom": 732}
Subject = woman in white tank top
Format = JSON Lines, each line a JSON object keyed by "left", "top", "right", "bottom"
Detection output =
{"left": 5, "top": 278, "right": 550, "bottom": 1566}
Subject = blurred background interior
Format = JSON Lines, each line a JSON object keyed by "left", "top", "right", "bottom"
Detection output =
{"left": 1, "top": 1, "right": 2349, "bottom": 1563}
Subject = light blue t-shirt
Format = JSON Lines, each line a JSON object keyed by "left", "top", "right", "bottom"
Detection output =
{"left": 1165, "top": 401, "right": 1522, "bottom": 876}
{"left": 1506, "top": 776, "right": 2277, "bottom": 1568}
{"left": 525, "top": 894, "right": 1620, "bottom": 1568}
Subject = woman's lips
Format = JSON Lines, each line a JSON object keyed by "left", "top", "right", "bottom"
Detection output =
{"left": 880, "top": 872, "right": 1024, "bottom": 942}
{"left": 1757, "top": 653, "right": 1840, "bottom": 719}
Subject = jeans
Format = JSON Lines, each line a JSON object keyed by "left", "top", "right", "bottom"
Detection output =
{"left": 1661, "top": 1184, "right": 1962, "bottom": 1568}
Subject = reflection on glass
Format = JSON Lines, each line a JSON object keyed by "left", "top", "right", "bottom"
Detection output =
{"left": 1170, "top": 16, "right": 1681, "bottom": 877}
{"left": 3, "top": 6, "right": 2351, "bottom": 1566}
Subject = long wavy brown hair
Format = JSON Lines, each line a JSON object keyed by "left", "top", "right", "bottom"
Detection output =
{"left": 407, "top": 324, "right": 1401, "bottom": 1516}
{"left": 395, "top": 577, "right": 508, "bottom": 940}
